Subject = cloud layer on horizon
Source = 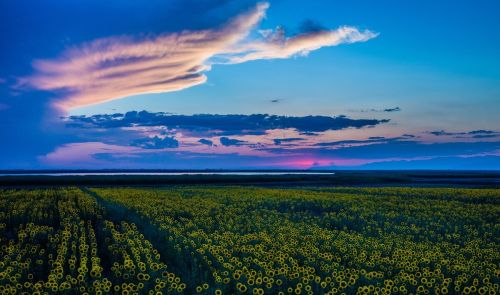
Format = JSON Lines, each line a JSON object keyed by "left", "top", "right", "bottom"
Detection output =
{"left": 22, "top": 2, "right": 377, "bottom": 110}
{"left": 39, "top": 137, "right": 500, "bottom": 170}
{"left": 34, "top": 109, "right": 498, "bottom": 170}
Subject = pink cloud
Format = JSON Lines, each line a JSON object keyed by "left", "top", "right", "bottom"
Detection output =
{"left": 38, "top": 142, "right": 139, "bottom": 167}
{"left": 39, "top": 138, "right": 499, "bottom": 169}
{"left": 23, "top": 2, "right": 377, "bottom": 111}
{"left": 262, "top": 157, "right": 368, "bottom": 169}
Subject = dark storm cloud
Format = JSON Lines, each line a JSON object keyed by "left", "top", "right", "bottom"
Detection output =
{"left": 131, "top": 136, "right": 179, "bottom": 149}
{"left": 67, "top": 111, "right": 390, "bottom": 136}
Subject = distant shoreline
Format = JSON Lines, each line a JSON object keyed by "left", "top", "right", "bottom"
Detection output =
{"left": 0, "top": 169, "right": 498, "bottom": 174}
{"left": 0, "top": 171, "right": 498, "bottom": 188}
{"left": 0, "top": 171, "right": 336, "bottom": 176}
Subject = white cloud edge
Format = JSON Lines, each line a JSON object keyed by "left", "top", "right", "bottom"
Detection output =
{"left": 23, "top": 2, "right": 378, "bottom": 111}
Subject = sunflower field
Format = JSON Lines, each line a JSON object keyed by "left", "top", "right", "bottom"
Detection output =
{"left": 0, "top": 186, "right": 498, "bottom": 294}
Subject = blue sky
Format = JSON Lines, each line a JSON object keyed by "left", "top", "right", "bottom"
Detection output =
{"left": 0, "top": 0, "right": 499, "bottom": 169}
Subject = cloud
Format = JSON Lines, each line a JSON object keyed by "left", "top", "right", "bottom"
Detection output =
{"left": 220, "top": 136, "right": 246, "bottom": 146}
{"left": 469, "top": 134, "right": 497, "bottom": 139}
{"left": 198, "top": 138, "right": 215, "bottom": 146}
{"left": 39, "top": 142, "right": 138, "bottom": 167}
{"left": 429, "top": 130, "right": 462, "bottom": 136}
{"left": 40, "top": 137, "right": 500, "bottom": 170}
{"left": 466, "top": 130, "right": 497, "bottom": 138}
{"left": 314, "top": 136, "right": 407, "bottom": 147}
{"left": 22, "top": 2, "right": 268, "bottom": 110}
{"left": 131, "top": 136, "right": 179, "bottom": 149}
{"left": 38, "top": 140, "right": 287, "bottom": 169}
{"left": 220, "top": 25, "right": 378, "bottom": 64}
{"left": 355, "top": 155, "right": 500, "bottom": 170}
{"left": 273, "top": 137, "right": 304, "bottom": 145}
{"left": 278, "top": 140, "right": 500, "bottom": 159}
{"left": 270, "top": 99, "right": 281, "bottom": 103}
{"left": 22, "top": 2, "right": 377, "bottom": 110}
{"left": 299, "top": 131, "right": 320, "bottom": 136}
{"left": 383, "top": 107, "right": 401, "bottom": 112}
{"left": 67, "top": 111, "right": 390, "bottom": 135}
{"left": 258, "top": 139, "right": 500, "bottom": 170}
{"left": 53, "top": 109, "right": 500, "bottom": 170}
{"left": 428, "top": 129, "right": 498, "bottom": 138}
{"left": 468, "top": 130, "right": 495, "bottom": 135}
{"left": 350, "top": 107, "right": 401, "bottom": 113}
{"left": 39, "top": 120, "right": 500, "bottom": 170}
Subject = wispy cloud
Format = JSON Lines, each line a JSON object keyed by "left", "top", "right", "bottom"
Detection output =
{"left": 39, "top": 142, "right": 138, "bottom": 167}
{"left": 217, "top": 25, "right": 378, "bottom": 64}
{"left": 350, "top": 106, "right": 401, "bottom": 113}
{"left": 313, "top": 136, "right": 409, "bottom": 147}
{"left": 428, "top": 129, "right": 499, "bottom": 139}
{"left": 22, "top": 2, "right": 377, "bottom": 110}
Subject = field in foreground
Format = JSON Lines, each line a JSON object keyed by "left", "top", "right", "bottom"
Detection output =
{"left": 0, "top": 187, "right": 498, "bottom": 294}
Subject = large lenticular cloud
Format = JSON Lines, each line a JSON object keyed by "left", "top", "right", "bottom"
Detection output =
{"left": 24, "top": 2, "right": 377, "bottom": 110}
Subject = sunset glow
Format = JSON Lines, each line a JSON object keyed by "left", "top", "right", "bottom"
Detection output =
{"left": 1, "top": 0, "right": 499, "bottom": 170}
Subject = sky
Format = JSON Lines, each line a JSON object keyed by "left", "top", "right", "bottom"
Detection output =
{"left": 0, "top": 0, "right": 499, "bottom": 170}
